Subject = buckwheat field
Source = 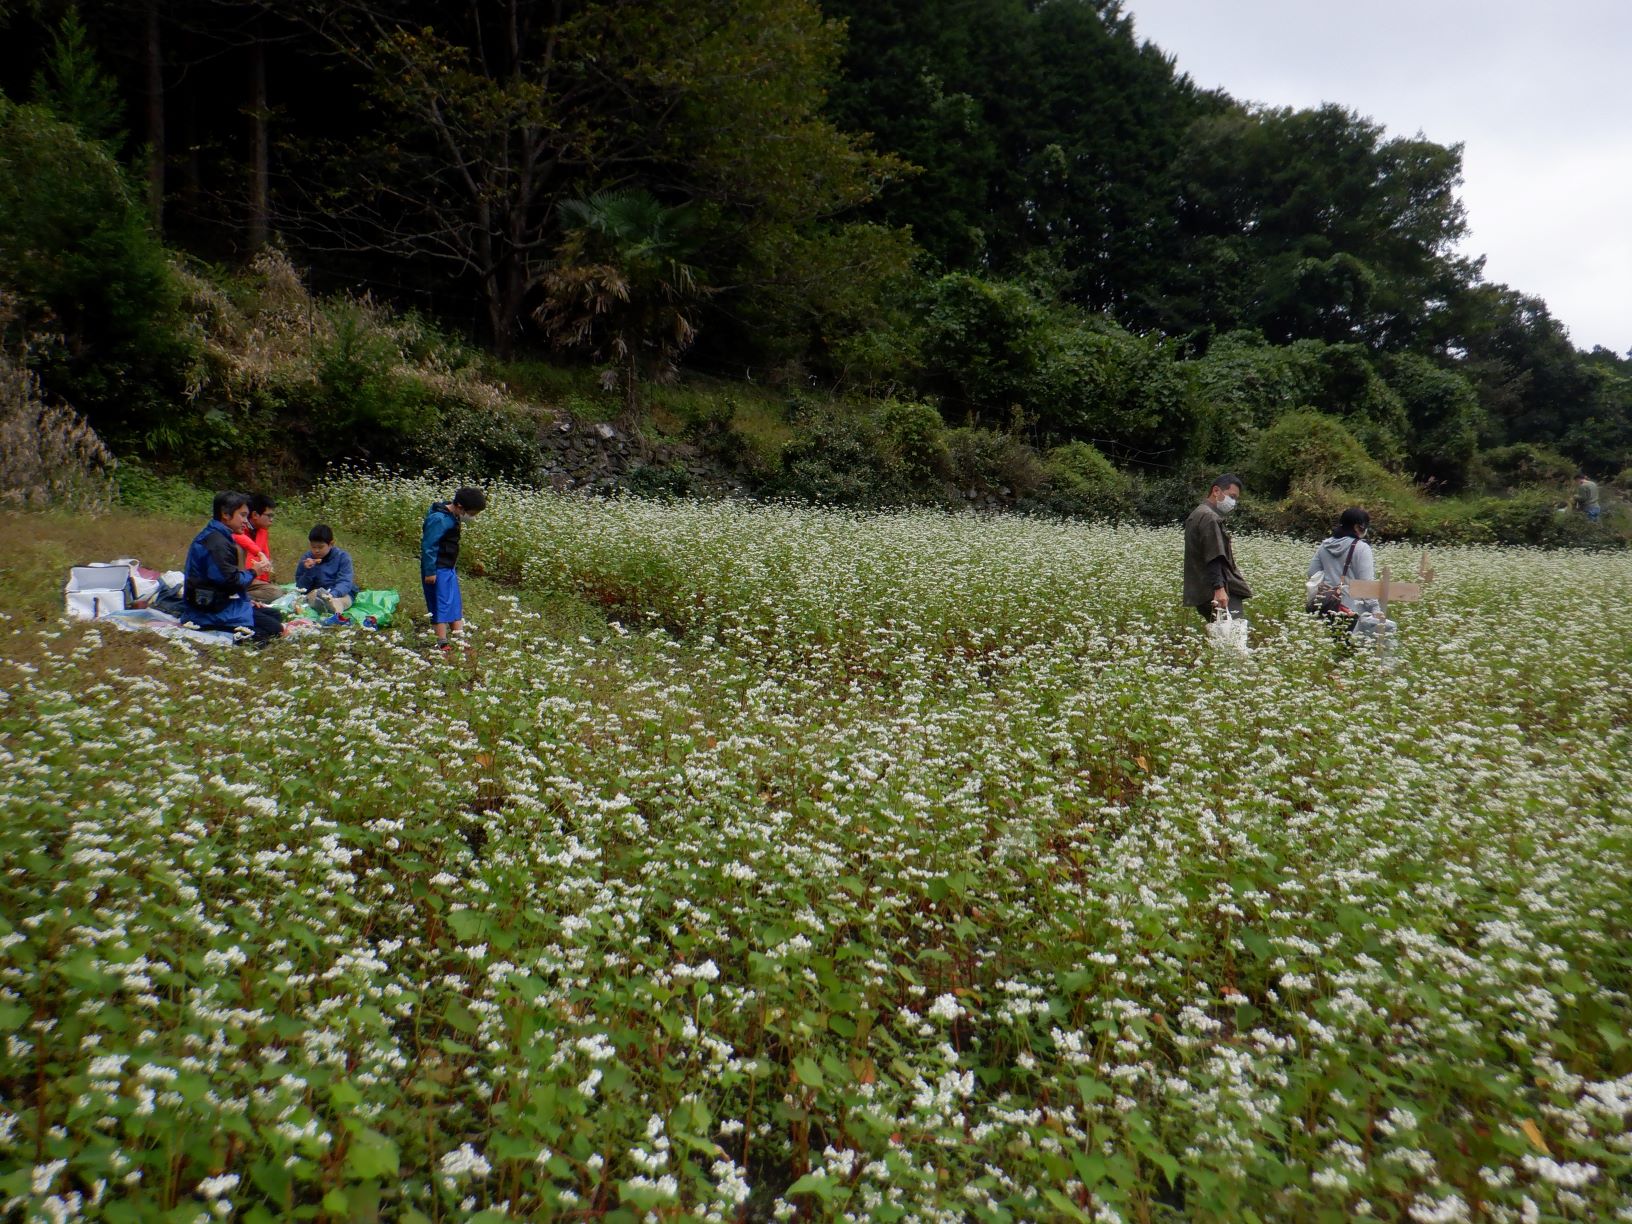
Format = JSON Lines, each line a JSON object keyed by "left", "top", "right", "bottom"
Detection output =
{"left": 3, "top": 476, "right": 1629, "bottom": 1223}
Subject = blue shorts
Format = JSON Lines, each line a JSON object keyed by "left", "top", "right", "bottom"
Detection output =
{"left": 425, "top": 567, "right": 463, "bottom": 623}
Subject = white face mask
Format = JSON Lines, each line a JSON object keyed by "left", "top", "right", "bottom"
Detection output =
{"left": 1217, "top": 494, "right": 1237, "bottom": 514}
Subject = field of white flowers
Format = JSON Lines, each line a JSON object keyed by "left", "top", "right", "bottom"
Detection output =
{"left": 3, "top": 476, "right": 1631, "bottom": 1223}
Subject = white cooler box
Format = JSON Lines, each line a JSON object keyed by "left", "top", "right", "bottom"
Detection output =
{"left": 65, "top": 563, "right": 138, "bottom": 620}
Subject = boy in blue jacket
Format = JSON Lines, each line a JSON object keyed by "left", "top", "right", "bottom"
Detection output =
{"left": 420, "top": 487, "right": 486, "bottom": 649}
{"left": 293, "top": 524, "right": 359, "bottom": 616}
{"left": 184, "top": 491, "right": 283, "bottom": 642}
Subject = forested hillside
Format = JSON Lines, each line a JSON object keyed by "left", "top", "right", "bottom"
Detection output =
{"left": 1, "top": 0, "right": 1628, "bottom": 538}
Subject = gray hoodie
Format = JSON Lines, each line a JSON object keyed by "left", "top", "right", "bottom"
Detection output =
{"left": 1307, "top": 535, "right": 1379, "bottom": 614}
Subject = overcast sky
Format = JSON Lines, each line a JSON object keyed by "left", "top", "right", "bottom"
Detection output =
{"left": 1121, "top": 0, "right": 1630, "bottom": 355}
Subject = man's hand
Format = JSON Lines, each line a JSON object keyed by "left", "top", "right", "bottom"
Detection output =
{"left": 1212, "top": 587, "right": 1228, "bottom": 607}
{"left": 424, "top": 574, "right": 436, "bottom": 585}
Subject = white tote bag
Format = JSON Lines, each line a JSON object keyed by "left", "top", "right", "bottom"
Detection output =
{"left": 1207, "top": 606, "right": 1250, "bottom": 655}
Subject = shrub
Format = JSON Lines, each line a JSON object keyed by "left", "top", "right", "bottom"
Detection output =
{"left": 405, "top": 398, "right": 544, "bottom": 482}
{"left": 1418, "top": 491, "right": 1622, "bottom": 548}
{"left": 1268, "top": 478, "right": 1419, "bottom": 540}
{"left": 1022, "top": 441, "right": 1132, "bottom": 519}
{"left": 311, "top": 303, "right": 437, "bottom": 449}
{"left": 0, "top": 344, "right": 115, "bottom": 512}
{"left": 675, "top": 397, "right": 753, "bottom": 471}
{"left": 1187, "top": 333, "right": 1409, "bottom": 470}
{"left": 1247, "top": 409, "right": 1416, "bottom": 504}
{"left": 1032, "top": 321, "right": 1196, "bottom": 454}
{"left": 1382, "top": 352, "right": 1484, "bottom": 488}
{"left": 1468, "top": 443, "right": 1577, "bottom": 494}
{"left": 624, "top": 462, "right": 694, "bottom": 499}
{"left": 774, "top": 413, "right": 909, "bottom": 507}
{"left": 878, "top": 398, "right": 951, "bottom": 485}
{"left": 944, "top": 427, "right": 1046, "bottom": 499}
{"left": 1130, "top": 465, "right": 1218, "bottom": 525}
{"left": 918, "top": 274, "right": 1047, "bottom": 418}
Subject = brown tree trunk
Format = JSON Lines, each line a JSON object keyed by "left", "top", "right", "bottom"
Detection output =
{"left": 248, "top": 30, "right": 270, "bottom": 253}
{"left": 144, "top": 0, "right": 164, "bottom": 231}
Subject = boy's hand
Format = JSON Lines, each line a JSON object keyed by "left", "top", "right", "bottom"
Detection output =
{"left": 424, "top": 575, "right": 436, "bottom": 585}
{"left": 302, "top": 557, "right": 316, "bottom": 570}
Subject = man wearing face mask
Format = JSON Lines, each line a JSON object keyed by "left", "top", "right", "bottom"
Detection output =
{"left": 1183, "top": 474, "right": 1253, "bottom": 624}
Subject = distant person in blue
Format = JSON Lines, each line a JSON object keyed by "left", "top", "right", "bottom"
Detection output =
{"left": 420, "top": 487, "right": 486, "bottom": 651}
{"left": 184, "top": 491, "right": 284, "bottom": 642}
{"left": 293, "top": 524, "right": 359, "bottom": 616}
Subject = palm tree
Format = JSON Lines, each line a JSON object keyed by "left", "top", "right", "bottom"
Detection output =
{"left": 535, "top": 189, "right": 709, "bottom": 419}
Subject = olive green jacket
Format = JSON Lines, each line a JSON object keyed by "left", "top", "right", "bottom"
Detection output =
{"left": 1182, "top": 501, "right": 1253, "bottom": 606}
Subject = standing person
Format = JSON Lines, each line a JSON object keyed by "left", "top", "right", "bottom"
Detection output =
{"left": 293, "top": 524, "right": 359, "bottom": 616}
{"left": 1183, "top": 474, "right": 1253, "bottom": 624}
{"left": 1574, "top": 473, "right": 1601, "bottom": 522}
{"left": 234, "top": 493, "right": 281, "bottom": 603}
{"left": 184, "top": 491, "right": 283, "bottom": 642}
{"left": 420, "top": 487, "right": 487, "bottom": 651}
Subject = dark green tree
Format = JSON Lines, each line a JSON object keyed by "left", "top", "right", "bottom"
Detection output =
{"left": 1168, "top": 104, "right": 1476, "bottom": 350}
{"left": 278, "top": 0, "right": 903, "bottom": 358}
{"left": 0, "top": 97, "right": 193, "bottom": 446}
{"left": 31, "top": 6, "right": 124, "bottom": 145}
{"left": 537, "top": 190, "right": 708, "bottom": 416}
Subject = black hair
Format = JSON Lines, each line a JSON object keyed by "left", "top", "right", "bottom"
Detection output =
{"left": 1212, "top": 473, "right": 1243, "bottom": 494}
{"left": 249, "top": 492, "right": 277, "bottom": 515}
{"left": 308, "top": 523, "right": 334, "bottom": 544}
{"left": 212, "top": 490, "right": 250, "bottom": 521}
{"left": 452, "top": 486, "right": 487, "bottom": 512}
{"left": 1336, "top": 506, "right": 1371, "bottom": 538}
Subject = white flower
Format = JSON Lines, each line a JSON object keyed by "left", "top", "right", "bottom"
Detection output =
{"left": 197, "top": 1173, "right": 240, "bottom": 1199}
{"left": 439, "top": 1143, "right": 491, "bottom": 1179}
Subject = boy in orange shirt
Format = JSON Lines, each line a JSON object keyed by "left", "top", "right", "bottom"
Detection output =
{"left": 234, "top": 493, "right": 281, "bottom": 604}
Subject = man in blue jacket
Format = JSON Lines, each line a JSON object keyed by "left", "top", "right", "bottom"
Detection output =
{"left": 184, "top": 492, "right": 283, "bottom": 642}
{"left": 420, "top": 487, "right": 486, "bottom": 650}
{"left": 293, "top": 523, "right": 359, "bottom": 615}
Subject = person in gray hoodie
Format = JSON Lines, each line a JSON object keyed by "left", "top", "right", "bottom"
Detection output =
{"left": 1306, "top": 507, "right": 1388, "bottom": 632}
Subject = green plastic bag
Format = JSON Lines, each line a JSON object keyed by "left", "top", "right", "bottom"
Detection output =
{"left": 267, "top": 586, "right": 304, "bottom": 619}
{"left": 341, "top": 589, "right": 400, "bottom": 628}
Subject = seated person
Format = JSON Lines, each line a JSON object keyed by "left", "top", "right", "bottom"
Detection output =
{"left": 1306, "top": 506, "right": 1394, "bottom": 638}
{"left": 233, "top": 492, "right": 281, "bottom": 604}
{"left": 185, "top": 491, "right": 283, "bottom": 642}
{"left": 292, "top": 523, "right": 358, "bottom": 615}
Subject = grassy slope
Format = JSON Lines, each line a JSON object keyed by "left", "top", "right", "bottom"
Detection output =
{"left": 0, "top": 509, "right": 605, "bottom": 661}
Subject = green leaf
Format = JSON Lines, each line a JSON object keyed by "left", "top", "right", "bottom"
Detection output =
{"left": 792, "top": 1056, "right": 824, "bottom": 1089}
{"left": 346, "top": 1128, "right": 400, "bottom": 1181}
{"left": 444, "top": 1001, "right": 479, "bottom": 1034}
{"left": 1238, "top": 928, "right": 1272, "bottom": 959}
{"left": 786, "top": 1172, "right": 834, "bottom": 1200}
{"left": 448, "top": 909, "right": 486, "bottom": 941}
{"left": 1043, "top": 1188, "right": 1091, "bottom": 1220}
{"left": 1075, "top": 1075, "right": 1111, "bottom": 1106}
